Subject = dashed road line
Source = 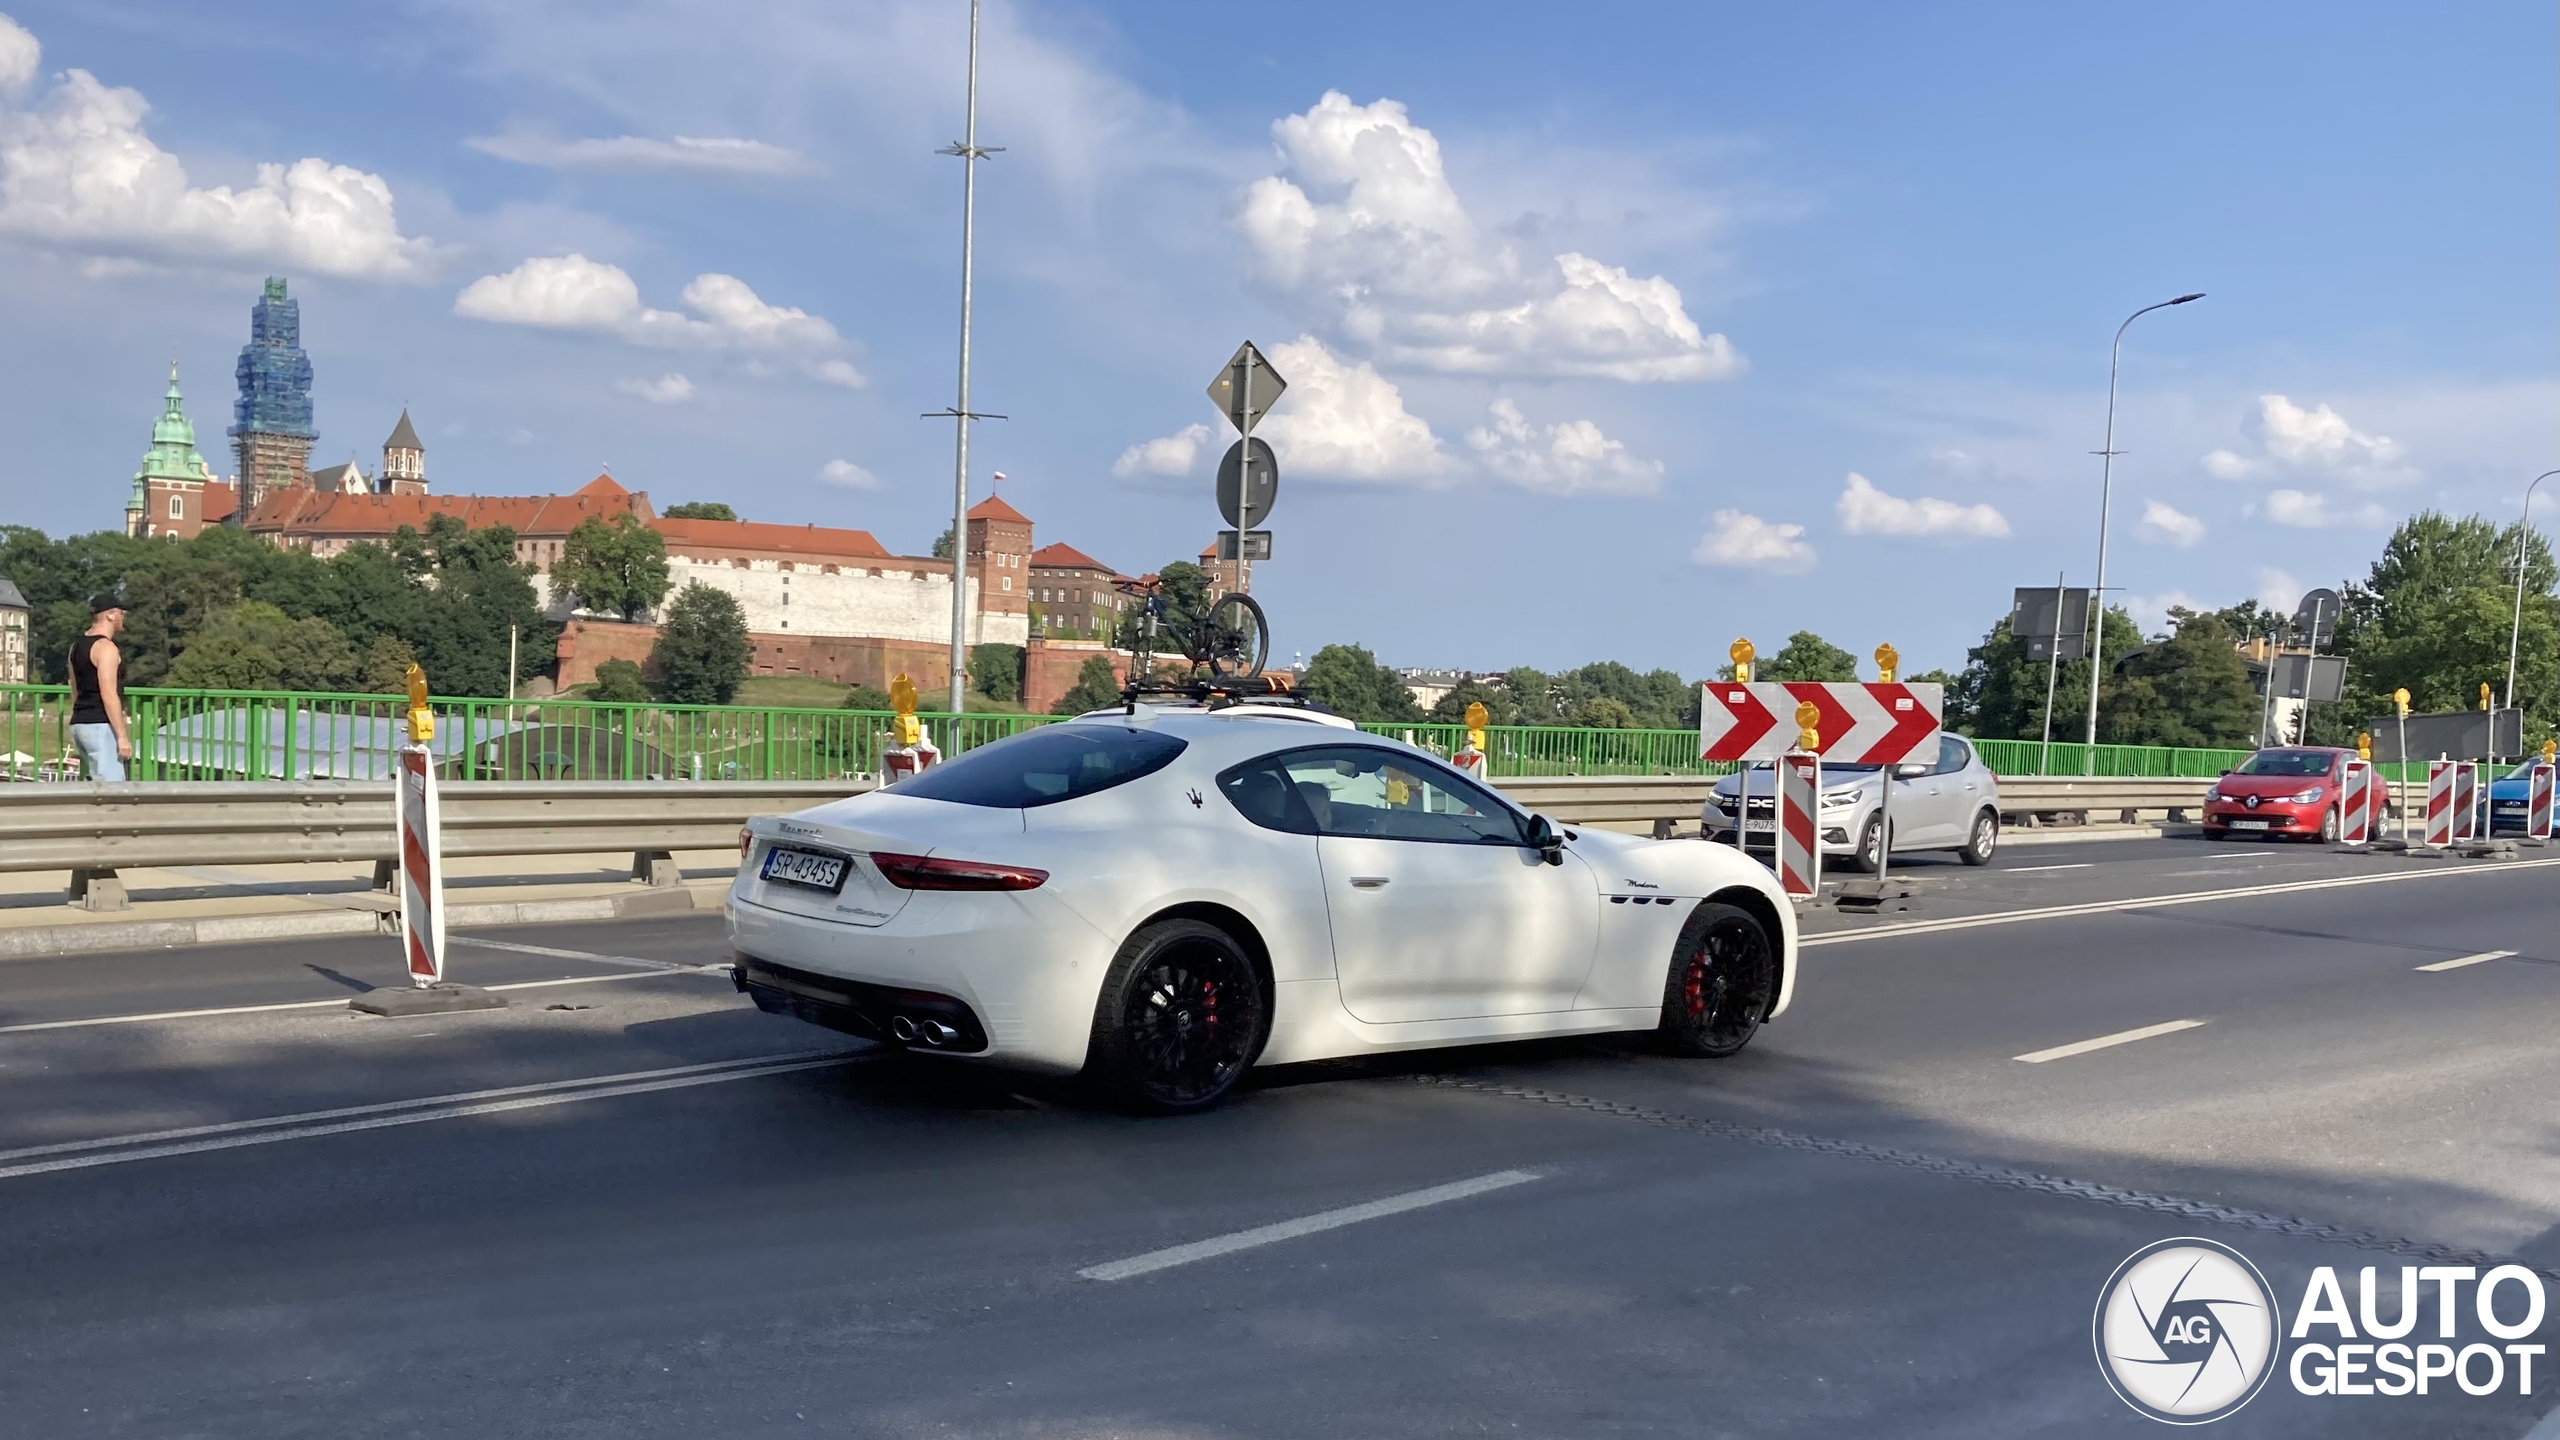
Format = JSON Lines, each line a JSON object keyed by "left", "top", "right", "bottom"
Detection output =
{"left": 2013, "top": 1018, "right": 2207, "bottom": 1064}
{"left": 1078, "top": 1170, "right": 1543, "bottom": 1282}
{"left": 2415, "top": 949, "right": 2518, "bottom": 973}
{"left": 1802, "top": 856, "right": 2560, "bottom": 948}
{"left": 2000, "top": 863, "right": 2093, "bottom": 874}
{"left": 0, "top": 1050, "right": 869, "bottom": 1180}
{"left": 0, "top": 968, "right": 723, "bottom": 1035}
{"left": 448, "top": 936, "right": 697, "bottom": 972}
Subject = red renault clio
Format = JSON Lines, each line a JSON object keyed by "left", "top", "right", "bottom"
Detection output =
{"left": 2201, "top": 745, "right": 2356, "bottom": 842}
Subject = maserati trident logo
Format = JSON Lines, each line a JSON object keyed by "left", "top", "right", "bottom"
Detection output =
{"left": 2094, "top": 1238, "right": 2281, "bottom": 1424}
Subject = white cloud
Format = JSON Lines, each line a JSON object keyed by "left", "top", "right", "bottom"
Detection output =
{"left": 1239, "top": 92, "right": 1740, "bottom": 383}
{"left": 2123, "top": 589, "right": 2205, "bottom": 633}
{"left": 0, "top": 19, "right": 429, "bottom": 278}
{"left": 1112, "top": 422, "right": 1214, "bottom": 479}
{"left": 2257, "top": 567, "right": 2304, "bottom": 612}
{"left": 1247, "top": 336, "right": 1452, "bottom": 483}
{"left": 1833, "top": 473, "right": 2009, "bottom": 539}
{"left": 2137, "top": 499, "right": 2206, "bottom": 548}
{"left": 818, "top": 458, "right": 882, "bottom": 490}
{"left": 615, "top": 373, "right": 695, "bottom": 404}
{"left": 1691, "top": 510, "right": 1814, "bottom": 574}
{"left": 455, "top": 254, "right": 862, "bottom": 386}
{"left": 1464, "top": 399, "right": 1662, "bottom": 496}
{"left": 2264, "top": 488, "right": 2390, "bottom": 529}
{"left": 2201, "top": 394, "right": 2416, "bottom": 489}
{"left": 0, "top": 15, "right": 37, "bottom": 93}
{"left": 467, "top": 131, "right": 816, "bottom": 178}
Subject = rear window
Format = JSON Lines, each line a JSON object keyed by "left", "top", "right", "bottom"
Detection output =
{"left": 891, "top": 725, "right": 1187, "bottom": 809}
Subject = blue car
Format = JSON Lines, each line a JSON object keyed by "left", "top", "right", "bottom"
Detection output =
{"left": 2488, "top": 760, "right": 2548, "bottom": 835}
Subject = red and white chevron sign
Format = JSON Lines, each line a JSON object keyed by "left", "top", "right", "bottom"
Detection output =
{"left": 1699, "top": 682, "right": 1944, "bottom": 764}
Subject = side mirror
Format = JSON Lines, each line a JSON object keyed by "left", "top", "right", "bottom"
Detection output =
{"left": 1896, "top": 762, "right": 1930, "bottom": 779}
{"left": 2220, "top": 768, "right": 2233, "bottom": 777}
{"left": 1524, "top": 812, "right": 1565, "bottom": 866}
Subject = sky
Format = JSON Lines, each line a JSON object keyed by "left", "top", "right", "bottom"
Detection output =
{"left": 0, "top": 1, "right": 2551, "bottom": 676}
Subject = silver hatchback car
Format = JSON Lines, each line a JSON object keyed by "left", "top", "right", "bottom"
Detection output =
{"left": 1700, "top": 733, "right": 2002, "bottom": 870}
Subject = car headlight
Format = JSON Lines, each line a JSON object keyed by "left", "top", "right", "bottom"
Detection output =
{"left": 2288, "top": 787, "right": 2325, "bottom": 804}
{"left": 1819, "top": 788, "right": 1860, "bottom": 809}
{"left": 2205, "top": 786, "right": 2222, "bottom": 801}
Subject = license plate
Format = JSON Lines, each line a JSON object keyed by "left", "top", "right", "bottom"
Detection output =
{"left": 1745, "top": 819, "right": 1776, "bottom": 834}
{"left": 760, "top": 845, "right": 848, "bottom": 893}
{"left": 2230, "top": 819, "right": 2270, "bottom": 831}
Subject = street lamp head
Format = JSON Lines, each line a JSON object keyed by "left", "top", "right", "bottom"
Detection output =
{"left": 2170, "top": 293, "right": 2205, "bottom": 304}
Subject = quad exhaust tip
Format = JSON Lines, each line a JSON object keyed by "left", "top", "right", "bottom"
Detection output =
{"left": 889, "top": 1015, "right": 919, "bottom": 1042}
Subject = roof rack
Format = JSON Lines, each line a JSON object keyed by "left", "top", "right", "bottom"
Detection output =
{"left": 1119, "top": 672, "right": 1329, "bottom": 714}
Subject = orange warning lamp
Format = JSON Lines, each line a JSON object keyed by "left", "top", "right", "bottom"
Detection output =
{"left": 2356, "top": 732, "right": 2371, "bottom": 762}
{"left": 1794, "top": 700, "right": 1821, "bottom": 753}
{"left": 2480, "top": 682, "right": 2493, "bottom": 712}
{"left": 890, "top": 673, "right": 923, "bottom": 749}
{"left": 1873, "top": 642, "right": 1899, "bottom": 684}
{"left": 2392, "top": 688, "right": 2410, "bottom": 717}
{"left": 403, "top": 663, "right": 434, "bottom": 744}
{"left": 1463, "top": 700, "right": 1489, "bottom": 754}
{"left": 1730, "top": 637, "right": 1756, "bottom": 684}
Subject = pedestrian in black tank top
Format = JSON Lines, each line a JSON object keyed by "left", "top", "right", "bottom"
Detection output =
{"left": 68, "top": 593, "right": 131, "bottom": 782}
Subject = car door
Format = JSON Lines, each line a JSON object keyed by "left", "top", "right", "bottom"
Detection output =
{"left": 1265, "top": 744, "right": 1600, "bottom": 1024}
{"left": 1902, "top": 734, "right": 1979, "bottom": 846}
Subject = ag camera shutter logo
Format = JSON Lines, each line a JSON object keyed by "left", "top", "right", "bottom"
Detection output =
{"left": 2094, "top": 1237, "right": 2282, "bottom": 1424}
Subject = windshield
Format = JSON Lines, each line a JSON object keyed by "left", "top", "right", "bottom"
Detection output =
{"left": 890, "top": 724, "right": 1187, "bottom": 808}
{"left": 2234, "top": 749, "right": 2336, "bottom": 777}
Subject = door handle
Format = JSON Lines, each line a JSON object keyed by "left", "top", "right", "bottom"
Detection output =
{"left": 1348, "top": 876, "right": 1391, "bottom": 889}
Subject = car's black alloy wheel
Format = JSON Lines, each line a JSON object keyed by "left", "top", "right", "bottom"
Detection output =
{"left": 1086, "top": 918, "right": 1268, "bottom": 1113}
{"left": 1659, "top": 902, "right": 1775, "bottom": 1058}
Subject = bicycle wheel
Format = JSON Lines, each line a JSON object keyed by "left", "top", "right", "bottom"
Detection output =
{"left": 1196, "top": 593, "right": 1269, "bottom": 679}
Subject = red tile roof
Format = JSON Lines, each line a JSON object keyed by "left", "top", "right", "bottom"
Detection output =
{"left": 243, "top": 475, "right": 650, "bottom": 540}
{"left": 1029, "top": 541, "right": 1113, "bottom": 573}
{"left": 201, "top": 482, "right": 238, "bottom": 525}
{"left": 966, "top": 495, "right": 1031, "bottom": 523}
{"left": 653, "top": 516, "right": 891, "bottom": 561}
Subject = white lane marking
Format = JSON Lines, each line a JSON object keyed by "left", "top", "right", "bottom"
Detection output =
{"left": 2001, "top": 863, "right": 2093, "bottom": 874}
{"left": 1803, "top": 856, "right": 2560, "bottom": 949}
{"left": 448, "top": 936, "right": 695, "bottom": 972}
{"left": 0, "top": 969, "right": 721, "bottom": 1036}
{"left": 1078, "top": 1170, "right": 1543, "bottom": 1282}
{"left": 2415, "top": 949, "right": 2517, "bottom": 973}
{"left": 0, "top": 1051, "right": 867, "bottom": 1180}
{"left": 2014, "top": 1019, "right": 2207, "bottom": 1064}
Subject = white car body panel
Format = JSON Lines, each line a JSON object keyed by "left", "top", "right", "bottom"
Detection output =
{"left": 726, "top": 710, "right": 1800, "bottom": 1077}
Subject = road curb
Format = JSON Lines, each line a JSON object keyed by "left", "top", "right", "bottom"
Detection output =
{"left": 0, "top": 887, "right": 708, "bottom": 961}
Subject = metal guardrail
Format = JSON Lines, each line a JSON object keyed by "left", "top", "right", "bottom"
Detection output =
{"left": 0, "top": 780, "right": 871, "bottom": 908}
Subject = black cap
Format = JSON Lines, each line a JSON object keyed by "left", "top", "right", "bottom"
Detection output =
{"left": 88, "top": 592, "right": 126, "bottom": 614}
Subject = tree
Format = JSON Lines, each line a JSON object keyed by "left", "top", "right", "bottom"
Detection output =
{"left": 1052, "top": 656, "right": 1124, "bottom": 715}
{"left": 969, "top": 643, "right": 1023, "bottom": 702}
{"left": 1114, "top": 560, "right": 1213, "bottom": 661}
{"left": 649, "top": 583, "right": 751, "bottom": 704}
{"left": 1950, "top": 606, "right": 2145, "bottom": 740}
{"left": 1906, "top": 668, "right": 1964, "bottom": 728}
{"left": 2334, "top": 512, "right": 2557, "bottom": 744}
{"left": 2099, "top": 610, "right": 2261, "bottom": 747}
{"left": 589, "top": 658, "right": 651, "bottom": 703}
{"left": 932, "top": 527, "right": 956, "bottom": 560}
{"left": 167, "top": 602, "right": 361, "bottom": 692}
{"left": 1758, "top": 630, "right": 1860, "bottom": 683}
{"left": 1298, "top": 644, "right": 1423, "bottom": 722}
{"left": 840, "top": 683, "right": 894, "bottom": 713}
{"left": 1430, "top": 677, "right": 1517, "bottom": 727}
{"left": 360, "top": 634, "right": 417, "bottom": 694}
{"left": 661, "top": 502, "right": 736, "bottom": 521}
{"left": 553, "top": 512, "right": 671, "bottom": 621}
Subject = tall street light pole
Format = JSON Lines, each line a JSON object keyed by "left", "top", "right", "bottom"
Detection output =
{"left": 2082, "top": 292, "right": 2205, "bottom": 771}
{"left": 928, "top": 0, "right": 1003, "bottom": 717}
{"left": 2504, "top": 468, "right": 2560, "bottom": 712}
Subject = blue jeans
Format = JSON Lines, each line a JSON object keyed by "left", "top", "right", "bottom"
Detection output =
{"left": 70, "top": 723, "right": 125, "bottom": 781}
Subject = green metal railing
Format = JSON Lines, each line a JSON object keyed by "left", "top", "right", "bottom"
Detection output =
{"left": 0, "top": 683, "right": 2455, "bottom": 784}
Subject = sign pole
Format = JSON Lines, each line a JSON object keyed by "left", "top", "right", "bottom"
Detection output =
{"left": 1872, "top": 644, "right": 1900, "bottom": 889}
{"left": 2038, "top": 571, "right": 2065, "bottom": 776}
{"left": 352, "top": 666, "right": 502, "bottom": 1016}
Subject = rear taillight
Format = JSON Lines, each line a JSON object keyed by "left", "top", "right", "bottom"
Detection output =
{"left": 739, "top": 827, "right": 753, "bottom": 861}
{"left": 869, "top": 851, "right": 1048, "bottom": 891}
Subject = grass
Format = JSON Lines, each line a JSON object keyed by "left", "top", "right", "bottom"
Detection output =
{"left": 734, "top": 676, "right": 854, "bottom": 709}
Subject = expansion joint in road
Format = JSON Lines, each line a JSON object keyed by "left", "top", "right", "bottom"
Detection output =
{"left": 1414, "top": 1075, "right": 2557, "bottom": 1282}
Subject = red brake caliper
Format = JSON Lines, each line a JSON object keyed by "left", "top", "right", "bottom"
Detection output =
{"left": 1203, "top": 979, "right": 1219, "bottom": 1036}
{"left": 1685, "top": 948, "right": 1709, "bottom": 1019}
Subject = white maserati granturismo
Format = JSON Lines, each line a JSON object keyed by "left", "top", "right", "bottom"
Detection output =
{"left": 726, "top": 703, "right": 1799, "bottom": 1112}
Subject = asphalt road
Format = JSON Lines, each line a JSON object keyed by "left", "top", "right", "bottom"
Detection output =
{"left": 0, "top": 842, "right": 2552, "bottom": 1438}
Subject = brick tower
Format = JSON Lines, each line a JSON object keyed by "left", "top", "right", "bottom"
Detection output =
{"left": 382, "top": 409, "right": 427, "bottom": 495}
